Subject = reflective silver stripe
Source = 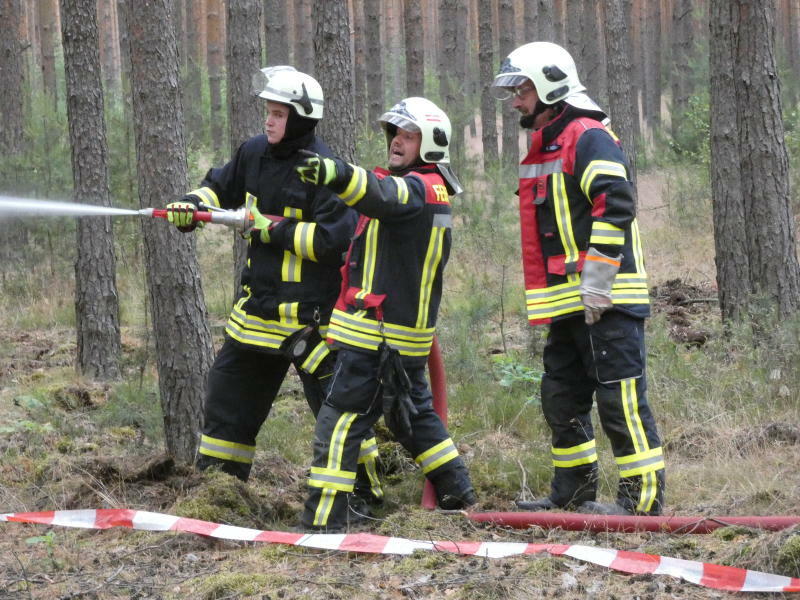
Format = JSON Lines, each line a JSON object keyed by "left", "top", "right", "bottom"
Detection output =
{"left": 301, "top": 341, "right": 329, "bottom": 374}
{"left": 526, "top": 284, "right": 581, "bottom": 301}
{"left": 551, "top": 446, "right": 597, "bottom": 463}
{"left": 283, "top": 251, "right": 300, "bottom": 282}
{"left": 417, "top": 440, "right": 457, "bottom": 471}
{"left": 432, "top": 213, "right": 452, "bottom": 228}
{"left": 519, "top": 159, "right": 563, "bottom": 179}
{"left": 339, "top": 167, "right": 367, "bottom": 205}
{"left": 618, "top": 454, "right": 665, "bottom": 476}
{"left": 229, "top": 307, "right": 303, "bottom": 335}
{"left": 328, "top": 326, "right": 431, "bottom": 354}
{"left": 309, "top": 471, "right": 356, "bottom": 487}
{"left": 528, "top": 299, "right": 583, "bottom": 316}
{"left": 199, "top": 439, "right": 255, "bottom": 461}
{"left": 359, "top": 439, "right": 379, "bottom": 460}
{"left": 331, "top": 310, "right": 434, "bottom": 341}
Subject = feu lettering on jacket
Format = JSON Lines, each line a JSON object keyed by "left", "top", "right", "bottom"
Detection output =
{"left": 519, "top": 108, "right": 650, "bottom": 325}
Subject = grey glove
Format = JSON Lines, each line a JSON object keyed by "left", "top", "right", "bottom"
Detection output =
{"left": 378, "top": 342, "right": 418, "bottom": 439}
{"left": 580, "top": 247, "right": 622, "bottom": 325}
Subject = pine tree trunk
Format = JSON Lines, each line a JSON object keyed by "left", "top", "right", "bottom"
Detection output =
{"left": 264, "top": 0, "right": 289, "bottom": 64}
{"left": 227, "top": 0, "right": 262, "bottom": 296}
{"left": 184, "top": 0, "right": 206, "bottom": 147}
{"left": 293, "top": 0, "right": 314, "bottom": 73}
{"left": 437, "top": 0, "right": 459, "bottom": 160}
{"left": 364, "top": 0, "right": 383, "bottom": 130}
{"left": 524, "top": 0, "right": 538, "bottom": 41}
{"left": 581, "top": 0, "right": 607, "bottom": 108}
{"left": 535, "top": 0, "right": 555, "bottom": 40}
{"left": 603, "top": 0, "right": 638, "bottom": 190}
{"left": 352, "top": 0, "right": 367, "bottom": 122}
{"left": 207, "top": 0, "right": 225, "bottom": 164}
{"left": 404, "top": 0, "right": 424, "bottom": 97}
{"left": 0, "top": 0, "right": 25, "bottom": 155}
{"left": 61, "top": 0, "right": 122, "bottom": 381}
{"left": 670, "top": 0, "right": 692, "bottom": 141}
{"left": 37, "top": 0, "right": 59, "bottom": 112}
{"left": 478, "top": 0, "right": 498, "bottom": 166}
{"left": 499, "top": 0, "right": 518, "bottom": 169}
{"left": 125, "top": 0, "right": 215, "bottom": 465}
{"left": 98, "top": 0, "right": 120, "bottom": 96}
{"left": 733, "top": 0, "right": 800, "bottom": 316}
{"left": 314, "top": 0, "right": 355, "bottom": 161}
{"left": 642, "top": 0, "right": 661, "bottom": 129}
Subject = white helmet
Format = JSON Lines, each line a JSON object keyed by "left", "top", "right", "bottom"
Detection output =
{"left": 493, "top": 42, "right": 585, "bottom": 105}
{"left": 251, "top": 66, "right": 324, "bottom": 119}
{"left": 378, "top": 97, "right": 462, "bottom": 194}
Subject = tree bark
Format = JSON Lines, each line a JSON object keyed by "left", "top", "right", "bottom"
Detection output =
{"left": 207, "top": 0, "right": 225, "bottom": 164}
{"left": 264, "top": 0, "right": 289, "bottom": 64}
{"left": 61, "top": 0, "right": 122, "bottom": 381}
{"left": 641, "top": 0, "right": 661, "bottom": 129}
{"left": 603, "top": 0, "right": 638, "bottom": 192}
{"left": 499, "top": 0, "right": 518, "bottom": 169}
{"left": 478, "top": 0, "right": 498, "bottom": 166}
{"left": 98, "top": 0, "right": 120, "bottom": 96}
{"left": 733, "top": 0, "right": 800, "bottom": 316}
{"left": 37, "top": 0, "right": 59, "bottom": 112}
{"left": 670, "top": 0, "right": 692, "bottom": 141}
{"left": 125, "top": 0, "right": 215, "bottom": 465}
{"left": 0, "top": 0, "right": 25, "bottom": 155}
{"left": 364, "top": 0, "right": 383, "bottom": 129}
{"left": 314, "top": 0, "right": 355, "bottom": 161}
{"left": 404, "top": 0, "right": 424, "bottom": 97}
{"left": 352, "top": 0, "right": 367, "bottom": 121}
{"left": 227, "top": 0, "right": 262, "bottom": 296}
{"left": 293, "top": 0, "right": 314, "bottom": 73}
{"left": 184, "top": 0, "right": 206, "bottom": 147}
{"left": 581, "top": 0, "right": 607, "bottom": 108}
{"left": 535, "top": 0, "right": 555, "bottom": 40}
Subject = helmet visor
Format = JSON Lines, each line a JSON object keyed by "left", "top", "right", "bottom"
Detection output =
{"left": 492, "top": 74, "right": 530, "bottom": 99}
{"left": 378, "top": 112, "right": 420, "bottom": 133}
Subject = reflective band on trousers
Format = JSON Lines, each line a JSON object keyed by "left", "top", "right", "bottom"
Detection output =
{"left": 198, "top": 435, "right": 255, "bottom": 464}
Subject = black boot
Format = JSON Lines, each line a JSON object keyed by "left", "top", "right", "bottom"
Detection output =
{"left": 430, "top": 465, "right": 477, "bottom": 510}
{"left": 515, "top": 497, "right": 560, "bottom": 511}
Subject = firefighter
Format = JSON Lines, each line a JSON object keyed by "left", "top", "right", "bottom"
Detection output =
{"left": 492, "top": 42, "right": 665, "bottom": 515}
{"left": 164, "top": 67, "right": 383, "bottom": 506}
{"left": 294, "top": 97, "right": 476, "bottom": 531}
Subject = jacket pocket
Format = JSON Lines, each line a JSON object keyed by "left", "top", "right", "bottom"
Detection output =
{"left": 589, "top": 314, "right": 643, "bottom": 384}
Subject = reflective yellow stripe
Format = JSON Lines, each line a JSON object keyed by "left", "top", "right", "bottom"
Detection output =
{"left": 616, "top": 446, "right": 665, "bottom": 476}
{"left": 281, "top": 250, "right": 301, "bottom": 282}
{"left": 301, "top": 341, "right": 330, "bottom": 374}
{"left": 283, "top": 207, "right": 303, "bottom": 219}
{"left": 308, "top": 465, "right": 356, "bottom": 491}
{"left": 361, "top": 220, "right": 379, "bottom": 292}
{"left": 579, "top": 159, "right": 628, "bottom": 198}
{"left": 552, "top": 439, "right": 598, "bottom": 468}
{"left": 189, "top": 186, "right": 220, "bottom": 208}
{"left": 631, "top": 218, "right": 647, "bottom": 275}
{"left": 620, "top": 378, "right": 647, "bottom": 455}
{"left": 392, "top": 176, "right": 409, "bottom": 204}
{"left": 328, "top": 412, "right": 358, "bottom": 471}
{"left": 416, "top": 226, "right": 445, "bottom": 329}
{"left": 590, "top": 221, "right": 625, "bottom": 245}
{"left": 415, "top": 438, "right": 459, "bottom": 474}
{"left": 198, "top": 434, "right": 255, "bottom": 464}
{"left": 639, "top": 471, "right": 658, "bottom": 513}
{"left": 339, "top": 165, "right": 368, "bottom": 206}
{"left": 278, "top": 302, "right": 299, "bottom": 325}
{"left": 313, "top": 488, "right": 337, "bottom": 526}
{"left": 552, "top": 173, "right": 580, "bottom": 267}
{"left": 293, "top": 222, "right": 317, "bottom": 261}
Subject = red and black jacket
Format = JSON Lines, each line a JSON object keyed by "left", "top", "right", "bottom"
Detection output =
{"left": 518, "top": 106, "right": 650, "bottom": 325}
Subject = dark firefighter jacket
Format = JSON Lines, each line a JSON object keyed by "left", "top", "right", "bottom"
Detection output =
{"left": 325, "top": 163, "right": 452, "bottom": 359}
{"left": 519, "top": 106, "right": 650, "bottom": 325}
{"left": 188, "top": 132, "right": 357, "bottom": 352}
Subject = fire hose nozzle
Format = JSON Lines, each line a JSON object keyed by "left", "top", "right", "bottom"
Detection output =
{"left": 144, "top": 205, "right": 280, "bottom": 233}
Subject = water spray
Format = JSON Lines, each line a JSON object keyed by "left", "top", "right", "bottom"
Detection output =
{"left": 0, "top": 195, "right": 280, "bottom": 233}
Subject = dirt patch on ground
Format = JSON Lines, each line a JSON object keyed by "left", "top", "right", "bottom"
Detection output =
{"left": 650, "top": 278, "right": 718, "bottom": 346}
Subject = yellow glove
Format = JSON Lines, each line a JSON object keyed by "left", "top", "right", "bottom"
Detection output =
{"left": 166, "top": 196, "right": 205, "bottom": 232}
{"left": 296, "top": 149, "right": 340, "bottom": 186}
{"left": 249, "top": 203, "right": 273, "bottom": 243}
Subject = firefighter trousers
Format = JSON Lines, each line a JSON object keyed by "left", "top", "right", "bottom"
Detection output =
{"left": 540, "top": 312, "right": 665, "bottom": 515}
{"left": 301, "top": 348, "right": 472, "bottom": 530}
{"left": 196, "top": 337, "right": 382, "bottom": 501}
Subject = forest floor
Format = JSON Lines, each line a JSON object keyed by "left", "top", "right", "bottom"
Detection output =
{"left": 2, "top": 170, "right": 800, "bottom": 599}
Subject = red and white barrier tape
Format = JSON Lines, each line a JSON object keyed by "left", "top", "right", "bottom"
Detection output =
{"left": 2, "top": 509, "right": 799, "bottom": 593}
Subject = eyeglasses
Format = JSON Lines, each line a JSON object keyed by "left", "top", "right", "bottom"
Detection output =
{"left": 511, "top": 85, "right": 536, "bottom": 99}
{"left": 493, "top": 84, "right": 536, "bottom": 101}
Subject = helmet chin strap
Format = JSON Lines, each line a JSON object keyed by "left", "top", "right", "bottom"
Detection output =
{"left": 520, "top": 100, "right": 564, "bottom": 129}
